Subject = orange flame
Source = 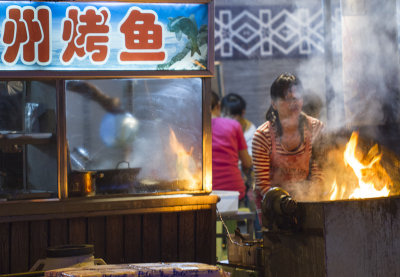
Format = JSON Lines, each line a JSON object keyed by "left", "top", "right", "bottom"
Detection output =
{"left": 329, "top": 178, "right": 346, "bottom": 201}
{"left": 169, "top": 128, "right": 201, "bottom": 190}
{"left": 329, "top": 132, "right": 391, "bottom": 200}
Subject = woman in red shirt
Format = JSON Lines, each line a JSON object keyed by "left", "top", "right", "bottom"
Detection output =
{"left": 211, "top": 91, "right": 252, "bottom": 201}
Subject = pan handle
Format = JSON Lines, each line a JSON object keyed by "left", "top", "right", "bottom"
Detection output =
{"left": 116, "top": 161, "right": 130, "bottom": 169}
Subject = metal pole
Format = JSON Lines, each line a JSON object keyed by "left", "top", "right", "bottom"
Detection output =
{"left": 57, "top": 79, "right": 68, "bottom": 199}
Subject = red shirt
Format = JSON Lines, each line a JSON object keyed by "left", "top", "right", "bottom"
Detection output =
{"left": 212, "top": 117, "right": 248, "bottom": 199}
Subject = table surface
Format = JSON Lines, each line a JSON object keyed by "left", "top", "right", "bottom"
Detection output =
{"left": 217, "top": 260, "right": 264, "bottom": 272}
{"left": 216, "top": 210, "right": 256, "bottom": 238}
{"left": 217, "top": 211, "right": 256, "bottom": 221}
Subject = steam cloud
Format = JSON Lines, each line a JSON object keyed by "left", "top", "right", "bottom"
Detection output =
{"left": 283, "top": 0, "right": 400, "bottom": 201}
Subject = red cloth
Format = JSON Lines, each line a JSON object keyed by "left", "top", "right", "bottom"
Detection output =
{"left": 212, "top": 117, "right": 247, "bottom": 200}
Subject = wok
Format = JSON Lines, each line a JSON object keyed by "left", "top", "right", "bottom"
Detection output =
{"left": 96, "top": 161, "right": 141, "bottom": 193}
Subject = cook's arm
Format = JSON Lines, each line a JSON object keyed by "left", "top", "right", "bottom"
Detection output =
{"left": 239, "top": 149, "right": 252, "bottom": 173}
{"left": 309, "top": 118, "right": 325, "bottom": 185}
{"left": 252, "top": 128, "right": 272, "bottom": 197}
{"left": 66, "top": 81, "right": 123, "bottom": 113}
{"left": 309, "top": 160, "right": 324, "bottom": 184}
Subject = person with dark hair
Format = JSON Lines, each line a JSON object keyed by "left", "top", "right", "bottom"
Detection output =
{"left": 221, "top": 92, "right": 261, "bottom": 237}
{"left": 221, "top": 93, "right": 256, "bottom": 156}
{"left": 252, "top": 73, "right": 324, "bottom": 225}
{"left": 211, "top": 91, "right": 252, "bottom": 202}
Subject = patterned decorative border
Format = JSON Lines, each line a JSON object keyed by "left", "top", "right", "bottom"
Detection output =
{"left": 215, "top": 5, "right": 342, "bottom": 59}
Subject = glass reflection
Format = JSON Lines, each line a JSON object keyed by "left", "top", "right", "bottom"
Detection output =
{"left": 66, "top": 78, "right": 203, "bottom": 195}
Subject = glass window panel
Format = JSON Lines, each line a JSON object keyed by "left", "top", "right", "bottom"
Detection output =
{"left": 65, "top": 78, "right": 203, "bottom": 196}
{"left": 0, "top": 81, "right": 58, "bottom": 200}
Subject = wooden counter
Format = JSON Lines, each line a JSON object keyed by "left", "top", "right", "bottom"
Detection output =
{"left": 0, "top": 194, "right": 218, "bottom": 274}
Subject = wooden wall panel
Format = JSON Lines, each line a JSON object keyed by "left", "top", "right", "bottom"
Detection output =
{"left": 142, "top": 213, "right": 161, "bottom": 262}
{"left": 124, "top": 214, "right": 142, "bottom": 263}
{"left": 49, "top": 219, "right": 68, "bottom": 246}
{"left": 29, "top": 220, "right": 48, "bottom": 270}
{"left": 0, "top": 222, "right": 10, "bottom": 274}
{"left": 105, "top": 215, "right": 124, "bottom": 264}
{"left": 88, "top": 217, "right": 106, "bottom": 259}
{"left": 10, "top": 221, "right": 29, "bottom": 273}
{"left": 196, "top": 209, "right": 216, "bottom": 264}
{"left": 161, "top": 213, "right": 178, "bottom": 262}
{"left": 178, "top": 211, "right": 195, "bottom": 262}
{"left": 69, "top": 218, "right": 87, "bottom": 244}
{"left": 0, "top": 205, "right": 216, "bottom": 274}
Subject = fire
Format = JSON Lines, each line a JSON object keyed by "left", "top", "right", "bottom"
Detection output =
{"left": 169, "top": 128, "right": 201, "bottom": 189}
{"left": 329, "top": 132, "right": 391, "bottom": 200}
{"left": 329, "top": 179, "right": 346, "bottom": 201}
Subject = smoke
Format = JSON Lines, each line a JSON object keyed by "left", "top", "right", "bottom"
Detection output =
{"left": 214, "top": 0, "right": 400, "bottom": 201}
{"left": 127, "top": 79, "right": 203, "bottom": 182}
{"left": 284, "top": 0, "right": 400, "bottom": 200}
{"left": 296, "top": 0, "right": 400, "bottom": 134}
{"left": 296, "top": 1, "right": 400, "bottom": 200}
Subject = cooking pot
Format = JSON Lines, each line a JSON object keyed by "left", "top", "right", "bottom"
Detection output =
{"left": 68, "top": 171, "right": 103, "bottom": 197}
{"left": 29, "top": 244, "right": 106, "bottom": 271}
{"left": 96, "top": 161, "right": 141, "bottom": 194}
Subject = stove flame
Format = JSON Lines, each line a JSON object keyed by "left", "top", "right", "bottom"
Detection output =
{"left": 328, "top": 132, "right": 391, "bottom": 200}
{"left": 169, "top": 128, "right": 201, "bottom": 190}
{"left": 329, "top": 178, "right": 346, "bottom": 200}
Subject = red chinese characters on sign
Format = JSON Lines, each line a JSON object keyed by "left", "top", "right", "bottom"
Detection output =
{"left": 1, "top": 6, "right": 51, "bottom": 65}
{"left": 61, "top": 6, "right": 110, "bottom": 65}
{"left": 119, "top": 7, "right": 166, "bottom": 63}
{"left": 0, "top": 4, "right": 176, "bottom": 67}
